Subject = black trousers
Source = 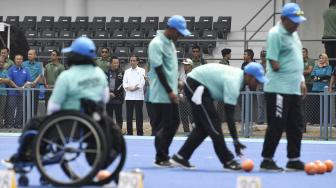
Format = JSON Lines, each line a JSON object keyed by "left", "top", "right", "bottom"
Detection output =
{"left": 145, "top": 102, "right": 157, "bottom": 136}
{"left": 324, "top": 41, "right": 336, "bottom": 69}
{"left": 126, "top": 100, "right": 143, "bottom": 135}
{"left": 106, "top": 103, "right": 123, "bottom": 129}
{"left": 152, "top": 103, "right": 180, "bottom": 162}
{"left": 32, "top": 89, "right": 39, "bottom": 116}
{"left": 177, "top": 77, "right": 234, "bottom": 164}
{"left": 261, "top": 93, "right": 303, "bottom": 159}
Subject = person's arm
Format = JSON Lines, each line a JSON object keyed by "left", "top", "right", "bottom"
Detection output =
{"left": 155, "top": 65, "right": 178, "bottom": 103}
{"left": 304, "top": 65, "right": 314, "bottom": 76}
{"left": 0, "top": 78, "right": 18, "bottom": 88}
{"left": 44, "top": 67, "right": 48, "bottom": 88}
{"left": 137, "top": 68, "right": 146, "bottom": 89}
{"left": 329, "top": 75, "right": 335, "bottom": 92}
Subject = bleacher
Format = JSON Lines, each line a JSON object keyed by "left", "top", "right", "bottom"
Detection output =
{"left": 1, "top": 16, "right": 231, "bottom": 59}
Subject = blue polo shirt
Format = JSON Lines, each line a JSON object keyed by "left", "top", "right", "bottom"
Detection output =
{"left": 22, "top": 60, "right": 42, "bottom": 84}
{"left": 0, "top": 69, "right": 8, "bottom": 96}
{"left": 7, "top": 65, "right": 31, "bottom": 96}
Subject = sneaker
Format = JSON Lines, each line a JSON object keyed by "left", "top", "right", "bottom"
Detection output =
{"left": 1, "top": 159, "right": 14, "bottom": 169}
{"left": 170, "top": 154, "right": 196, "bottom": 170}
{"left": 223, "top": 160, "right": 242, "bottom": 171}
{"left": 286, "top": 160, "right": 305, "bottom": 171}
{"left": 154, "top": 160, "right": 173, "bottom": 168}
{"left": 260, "top": 160, "right": 284, "bottom": 172}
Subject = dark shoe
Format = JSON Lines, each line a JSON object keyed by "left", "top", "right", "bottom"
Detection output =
{"left": 154, "top": 160, "right": 173, "bottom": 168}
{"left": 286, "top": 160, "right": 305, "bottom": 171}
{"left": 170, "top": 154, "right": 195, "bottom": 169}
{"left": 260, "top": 160, "right": 284, "bottom": 172}
{"left": 223, "top": 160, "right": 241, "bottom": 171}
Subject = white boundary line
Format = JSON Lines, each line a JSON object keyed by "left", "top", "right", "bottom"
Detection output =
{"left": 1, "top": 133, "right": 336, "bottom": 145}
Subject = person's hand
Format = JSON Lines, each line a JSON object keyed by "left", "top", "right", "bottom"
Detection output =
{"left": 110, "top": 92, "right": 116, "bottom": 98}
{"left": 168, "top": 92, "right": 179, "bottom": 103}
{"left": 233, "top": 140, "right": 246, "bottom": 157}
{"left": 301, "top": 82, "right": 307, "bottom": 98}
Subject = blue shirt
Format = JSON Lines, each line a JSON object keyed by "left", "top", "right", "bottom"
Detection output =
{"left": 7, "top": 66, "right": 31, "bottom": 96}
{"left": 22, "top": 60, "right": 42, "bottom": 84}
{"left": 311, "top": 65, "right": 332, "bottom": 92}
{"left": 0, "top": 69, "right": 8, "bottom": 96}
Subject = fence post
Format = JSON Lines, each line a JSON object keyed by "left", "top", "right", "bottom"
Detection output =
{"left": 244, "top": 86, "right": 250, "bottom": 137}
{"left": 323, "top": 86, "right": 329, "bottom": 140}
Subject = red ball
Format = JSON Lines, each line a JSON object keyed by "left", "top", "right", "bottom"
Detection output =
{"left": 96, "top": 170, "right": 111, "bottom": 181}
{"left": 324, "top": 160, "right": 334, "bottom": 173}
{"left": 316, "top": 162, "right": 327, "bottom": 174}
{"left": 304, "top": 162, "right": 316, "bottom": 175}
{"left": 242, "top": 159, "right": 254, "bottom": 172}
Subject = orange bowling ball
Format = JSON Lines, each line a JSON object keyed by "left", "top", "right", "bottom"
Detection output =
{"left": 316, "top": 162, "right": 327, "bottom": 174}
{"left": 96, "top": 170, "right": 111, "bottom": 181}
{"left": 324, "top": 160, "right": 334, "bottom": 172}
{"left": 242, "top": 159, "right": 254, "bottom": 172}
{"left": 304, "top": 162, "right": 316, "bottom": 175}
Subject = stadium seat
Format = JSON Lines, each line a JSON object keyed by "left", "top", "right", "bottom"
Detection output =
{"left": 89, "top": 17, "right": 106, "bottom": 31}
{"left": 196, "top": 16, "right": 213, "bottom": 36}
{"left": 93, "top": 31, "right": 108, "bottom": 47}
{"left": 25, "top": 30, "right": 38, "bottom": 46}
{"left": 178, "top": 30, "right": 199, "bottom": 50}
{"left": 176, "top": 47, "right": 184, "bottom": 59}
{"left": 40, "top": 46, "right": 60, "bottom": 57}
{"left": 142, "top": 17, "right": 159, "bottom": 35}
{"left": 213, "top": 16, "right": 231, "bottom": 39}
{"left": 108, "top": 30, "right": 127, "bottom": 50}
{"left": 54, "top": 16, "right": 72, "bottom": 31}
{"left": 56, "top": 30, "right": 73, "bottom": 47}
{"left": 76, "top": 30, "right": 93, "bottom": 38}
{"left": 124, "top": 17, "right": 141, "bottom": 34}
{"left": 20, "top": 16, "right": 37, "bottom": 30}
{"left": 106, "top": 17, "right": 124, "bottom": 32}
{"left": 127, "top": 30, "right": 144, "bottom": 50}
{"left": 198, "top": 30, "right": 217, "bottom": 54}
{"left": 114, "top": 47, "right": 130, "bottom": 58}
{"left": 132, "top": 47, "right": 147, "bottom": 58}
{"left": 40, "top": 29, "right": 56, "bottom": 46}
{"left": 158, "top": 16, "right": 169, "bottom": 30}
{"left": 5, "top": 16, "right": 20, "bottom": 28}
{"left": 37, "top": 16, "right": 55, "bottom": 31}
{"left": 184, "top": 16, "right": 195, "bottom": 31}
{"left": 0, "top": 16, "right": 3, "bottom": 22}
{"left": 72, "top": 16, "right": 89, "bottom": 32}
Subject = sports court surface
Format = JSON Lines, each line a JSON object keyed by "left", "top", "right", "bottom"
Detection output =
{"left": 1, "top": 134, "right": 335, "bottom": 188}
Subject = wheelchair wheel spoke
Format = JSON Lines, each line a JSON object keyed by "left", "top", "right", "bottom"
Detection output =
{"left": 83, "top": 149, "right": 97, "bottom": 154}
{"left": 77, "top": 131, "right": 93, "bottom": 143}
{"left": 42, "top": 138, "right": 64, "bottom": 150}
{"left": 69, "top": 121, "right": 78, "bottom": 142}
{"left": 56, "top": 123, "right": 66, "bottom": 145}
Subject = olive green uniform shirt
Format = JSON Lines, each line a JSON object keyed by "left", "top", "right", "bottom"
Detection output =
{"left": 95, "top": 57, "right": 110, "bottom": 73}
{"left": 45, "top": 62, "right": 65, "bottom": 87}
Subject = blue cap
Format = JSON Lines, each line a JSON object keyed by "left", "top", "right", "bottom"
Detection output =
{"left": 167, "top": 15, "right": 191, "bottom": 36}
{"left": 62, "top": 37, "right": 96, "bottom": 58}
{"left": 281, "top": 3, "right": 306, "bottom": 24}
{"left": 244, "top": 62, "right": 268, "bottom": 83}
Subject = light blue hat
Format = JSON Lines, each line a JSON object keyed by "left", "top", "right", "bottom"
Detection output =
{"left": 167, "top": 15, "right": 191, "bottom": 36}
{"left": 281, "top": 3, "right": 306, "bottom": 24}
{"left": 62, "top": 37, "right": 96, "bottom": 58}
{"left": 244, "top": 62, "right": 268, "bottom": 83}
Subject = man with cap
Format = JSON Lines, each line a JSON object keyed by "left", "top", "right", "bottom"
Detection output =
{"left": 170, "top": 62, "right": 268, "bottom": 170}
{"left": 219, "top": 48, "right": 231, "bottom": 65}
{"left": 148, "top": 15, "right": 191, "bottom": 167}
{"left": 178, "top": 58, "right": 194, "bottom": 133}
{"left": 260, "top": 3, "right": 307, "bottom": 171}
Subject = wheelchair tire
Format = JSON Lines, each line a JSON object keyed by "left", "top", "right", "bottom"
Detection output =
{"left": 33, "top": 111, "right": 108, "bottom": 187}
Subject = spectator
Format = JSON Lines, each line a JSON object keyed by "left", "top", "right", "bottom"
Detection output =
{"left": 43, "top": 50, "right": 65, "bottom": 110}
{"left": 191, "top": 46, "right": 207, "bottom": 68}
{"left": 144, "top": 63, "right": 156, "bottom": 135}
{"left": 303, "top": 48, "right": 315, "bottom": 91}
{"left": 241, "top": 49, "right": 254, "bottom": 70}
{"left": 256, "top": 50, "right": 267, "bottom": 125}
{"left": 5, "top": 54, "right": 31, "bottom": 129}
{"left": 0, "top": 47, "right": 14, "bottom": 69}
{"left": 219, "top": 48, "right": 231, "bottom": 65}
{"left": 178, "top": 58, "right": 194, "bottom": 133}
{"left": 123, "top": 55, "right": 145, "bottom": 135}
{"left": 106, "top": 56, "right": 124, "bottom": 130}
{"left": 95, "top": 47, "right": 111, "bottom": 73}
{"left": 323, "top": 0, "right": 336, "bottom": 68}
{"left": 311, "top": 53, "right": 332, "bottom": 92}
{"left": 22, "top": 49, "right": 43, "bottom": 116}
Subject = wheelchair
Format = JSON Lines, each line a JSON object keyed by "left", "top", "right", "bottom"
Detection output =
{"left": 9, "top": 100, "right": 127, "bottom": 187}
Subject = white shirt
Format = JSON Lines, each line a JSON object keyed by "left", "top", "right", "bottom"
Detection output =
{"left": 123, "top": 66, "right": 146, "bottom": 100}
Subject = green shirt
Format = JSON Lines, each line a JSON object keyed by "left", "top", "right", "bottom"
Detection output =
{"left": 50, "top": 65, "right": 108, "bottom": 111}
{"left": 323, "top": 6, "right": 336, "bottom": 38}
{"left": 304, "top": 58, "right": 315, "bottom": 83}
{"left": 45, "top": 62, "right": 65, "bottom": 87}
{"left": 188, "top": 64, "right": 244, "bottom": 105}
{"left": 219, "top": 59, "right": 230, "bottom": 65}
{"left": 148, "top": 30, "right": 178, "bottom": 103}
{"left": 95, "top": 57, "right": 110, "bottom": 73}
{"left": 4, "top": 58, "right": 14, "bottom": 70}
{"left": 264, "top": 22, "right": 304, "bottom": 95}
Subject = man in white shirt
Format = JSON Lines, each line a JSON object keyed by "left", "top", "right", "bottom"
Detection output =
{"left": 123, "top": 55, "right": 146, "bottom": 135}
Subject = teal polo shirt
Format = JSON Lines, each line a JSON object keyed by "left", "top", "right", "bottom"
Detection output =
{"left": 148, "top": 30, "right": 178, "bottom": 103}
{"left": 49, "top": 65, "right": 108, "bottom": 111}
{"left": 22, "top": 60, "right": 43, "bottom": 83}
{"left": 0, "top": 69, "right": 8, "bottom": 96}
{"left": 188, "top": 64, "right": 244, "bottom": 105}
{"left": 264, "top": 22, "right": 304, "bottom": 95}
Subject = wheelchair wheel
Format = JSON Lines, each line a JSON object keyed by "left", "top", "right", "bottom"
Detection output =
{"left": 89, "top": 115, "right": 127, "bottom": 186}
{"left": 34, "top": 111, "right": 107, "bottom": 186}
